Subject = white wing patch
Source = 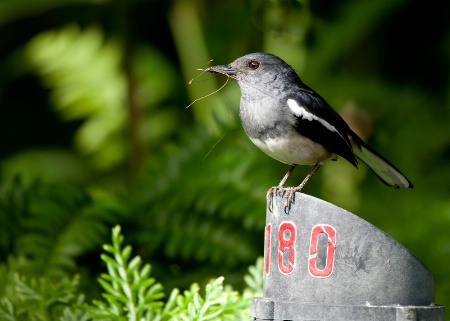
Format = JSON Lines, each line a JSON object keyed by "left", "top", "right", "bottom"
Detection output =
{"left": 287, "top": 98, "right": 336, "bottom": 133}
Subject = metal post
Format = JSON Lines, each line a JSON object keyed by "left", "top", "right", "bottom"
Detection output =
{"left": 251, "top": 193, "right": 445, "bottom": 321}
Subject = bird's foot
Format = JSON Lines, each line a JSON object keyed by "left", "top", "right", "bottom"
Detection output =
{"left": 267, "top": 186, "right": 285, "bottom": 212}
{"left": 283, "top": 187, "right": 301, "bottom": 212}
{"left": 267, "top": 185, "right": 304, "bottom": 213}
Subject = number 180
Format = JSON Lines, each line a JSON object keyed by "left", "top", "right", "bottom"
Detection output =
{"left": 264, "top": 222, "right": 336, "bottom": 278}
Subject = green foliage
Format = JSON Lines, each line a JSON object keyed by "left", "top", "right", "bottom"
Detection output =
{"left": 0, "top": 149, "right": 90, "bottom": 185}
{"left": 132, "top": 125, "right": 273, "bottom": 270}
{"left": 1, "top": 0, "right": 449, "bottom": 318}
{"left": 0, "top": 265, "right": 85, "bottom": 321}
{"left": 243, "top": 257, "right": 263, "bottom": 297}
{"left": 159, "top": 277, "right": 252, "bottom": 321}
{"left": 0, "top": 177, "right": 126, "bottom": 279}
{"left": 26, "top": 25, "right": 126, "bottom": 170}
{"left": 83, "top": 225, "right": 263, "bottom": 321}
{"left": 25, "top": 25, "right": 181, "bottom": 171}
{"left": 0, "top": 226, "right": 262, "bottom": 321}
{"left": 0, "top": 0, "right": 93, "bottom": 26}
{"left": 86, "top": 225, "right": 164, "bottom": 321}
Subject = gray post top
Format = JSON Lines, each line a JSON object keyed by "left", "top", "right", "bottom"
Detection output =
{"left": 263, "top": 192, "right": 433, "bottom": 306}
{"left": 252, "top": 192, "right": 445, "bottom": 321}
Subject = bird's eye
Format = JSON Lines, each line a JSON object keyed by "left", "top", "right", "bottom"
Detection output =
{"left": 248, "top": 60, "right": 260, "bottom": 70}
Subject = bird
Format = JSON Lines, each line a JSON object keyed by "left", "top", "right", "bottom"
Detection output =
{"left": 205, "top": 52, "right": 413, "bottom": 210}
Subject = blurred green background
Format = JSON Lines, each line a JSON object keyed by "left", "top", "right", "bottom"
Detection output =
{"left": 0, "top": 0, "right": 449, "bottom": 316}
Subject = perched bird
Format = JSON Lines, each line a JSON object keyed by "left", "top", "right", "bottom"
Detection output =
{"left": 206, "top": 52, "right": 413, "bottom": 209}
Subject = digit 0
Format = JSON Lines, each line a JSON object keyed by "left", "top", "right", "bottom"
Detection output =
{"left": 277, "top": 221, "right": 296, "bottom": 274}
{"left": 308, "top": 224, "right": 336, "bottom": 278}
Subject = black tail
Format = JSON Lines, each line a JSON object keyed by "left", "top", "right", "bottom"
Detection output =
{"left": 351, "top": 134, "right": 413, "bottom": 189}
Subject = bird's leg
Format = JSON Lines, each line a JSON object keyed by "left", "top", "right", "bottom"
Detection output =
{"left": 267, "top": 164, "right": 297, "bottom": 212}
{"left": 284, "top": 162, "right": 323, "bottom": 210}
{"left": 279, "top": 164, "right": 296, "bottom": 187}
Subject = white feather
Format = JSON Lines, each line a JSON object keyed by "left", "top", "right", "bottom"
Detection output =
{"left": 287, "top": 99, "right": 337, "bottom": 132}
{"left": 353, "top": 144, "right": 411, "bottom": 188}
{"left": 250, "top": 131, "right": 332, "bottom": 166}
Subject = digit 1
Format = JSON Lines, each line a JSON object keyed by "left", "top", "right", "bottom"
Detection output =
{"left": 264, "top": 224, "right": 271, "bottom": 276}
{"left": 308, "top": 224, "right": 336, "bottom": 278}
{"left": 277, "top": 221, "right": 296, "bottom": 274}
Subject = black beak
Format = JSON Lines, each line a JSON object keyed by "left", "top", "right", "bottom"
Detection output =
{"left": 206, "top": 64, "right": 237, "bottom": 76}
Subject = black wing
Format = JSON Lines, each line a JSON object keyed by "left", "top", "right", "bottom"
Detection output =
{"left": 287, "top": 86, "right": 358, "bottom": 168}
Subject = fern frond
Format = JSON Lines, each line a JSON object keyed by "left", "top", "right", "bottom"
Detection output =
{"left": 243, "top": 257, "right": 264, "bottom": 296}
{"left": 133, "top": 125, "right": 279, "bottom": 271}
{"left": 0, "top": 176, "right": 29, "bottom": 261}
{"left": 0, "top": 261, "right": 83, "bottom": 321}
{"left": 85, "top": 225, "right": 165, "bottom": 321}
{"left": 82, "top": 227, "right": 267, "bottom": 321}
{"left": 0, "top": 178, "right": 126, "bottom": 279}
{"left": 160, "top": 276, "right": 252, "bottom": 321}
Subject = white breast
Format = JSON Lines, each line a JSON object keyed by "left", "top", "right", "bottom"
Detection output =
{"left": 250, "top": 130, "right": 332, "bottom": 165}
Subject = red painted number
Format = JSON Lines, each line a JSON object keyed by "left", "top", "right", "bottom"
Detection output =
{"left": 277, "top": 221, "right": 296, "bottom": 274}
{"left": 265, "top": 222, "right": 337, "bottom": 277}
{"left": 308, "top": 224, "right": 336, "bottom": 278}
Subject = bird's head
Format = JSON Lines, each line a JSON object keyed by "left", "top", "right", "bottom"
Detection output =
{"left": 206, "top": 52, "right": 302, "bottom": 95}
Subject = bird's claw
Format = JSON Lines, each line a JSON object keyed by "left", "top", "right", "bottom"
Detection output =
{"left": 267, "top": 186, "right": 303, "bottom": 213}
{"left": 283, "top": 187, "right": 297, "bottom": 212}
{"left": 267, "top": 186, "right": 285, "bottom": 212}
